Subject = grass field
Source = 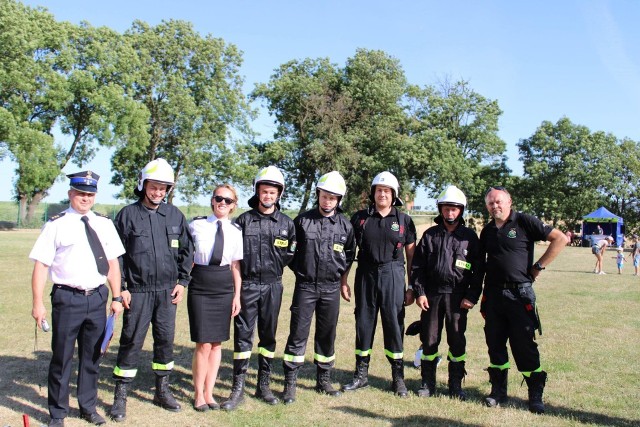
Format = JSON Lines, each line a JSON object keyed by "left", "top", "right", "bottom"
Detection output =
{"left": 1, "top": 229, "right": 639, "bottom": 426}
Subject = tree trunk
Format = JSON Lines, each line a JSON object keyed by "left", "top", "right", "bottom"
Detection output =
{"left": 298, "top": 179, "right": 314, "bottom": 215}
{"left": 26, "top": 191, "right": 46, "bottom": 224}
{"left": 18, "top": 194, "right": 28, "bottom": 226}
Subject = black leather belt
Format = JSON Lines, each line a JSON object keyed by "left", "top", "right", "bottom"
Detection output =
{"left": 54, "top": 284, "right": 102, "bottom": 295}
{"left": 496, "top": 282, "right": 528, "bottom": 289}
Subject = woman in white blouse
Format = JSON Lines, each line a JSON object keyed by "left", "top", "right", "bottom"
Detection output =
{"left": 188, "top": 184, "right": 243, "bottom": 411}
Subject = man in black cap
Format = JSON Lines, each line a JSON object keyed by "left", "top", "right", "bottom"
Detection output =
{"left": 30, "top": 171, "right": 126, "bottom": 427}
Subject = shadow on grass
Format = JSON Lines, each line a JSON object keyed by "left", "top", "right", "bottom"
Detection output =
{"left": 2, "top": 349, "right": 638, "bottom": 427}
{"left": 332, "top": 406, "right": 483, "bottom": 427}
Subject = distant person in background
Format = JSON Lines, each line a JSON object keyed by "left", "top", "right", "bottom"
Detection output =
{"left": 632, "top": 235, "right": 640, "bottom": 276}
{"left": 592, "top": 236, "right": 614, "bottom": 275}
{"left": 188, "top": 185, "right": 243, "bottom": 412}
{"left": 595, "top": 224, "right": 604, "bottom": 235}
{"left": 611, "top": 247, "right": 627, "bottom": 275}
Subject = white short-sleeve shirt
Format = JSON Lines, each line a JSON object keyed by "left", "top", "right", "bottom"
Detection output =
{"left": 29, "top": 207, "right": 125, "bottom": 289}
{"left": 189, "top": 215, "right": 243, "bottom": 266}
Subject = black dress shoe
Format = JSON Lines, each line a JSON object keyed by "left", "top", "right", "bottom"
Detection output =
{"left": 48, "top": 419, "right": 64, "bottom": 427}
{"left": 80, "top": 412, "right": 106, "bottom": 425}
{"left": 193, "top": 402, "right": 210, "bottom": 412}
{"left": 207, "top": 401, "right": 220, "bottom": 410}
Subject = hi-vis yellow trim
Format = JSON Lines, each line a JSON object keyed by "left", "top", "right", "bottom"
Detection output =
{"left": 455, "top": 259, "right": 471, "bottom": 270}
{"left": 283, "top": 353, "right": 305, "bottom": 363}
{"left": 384, "top": 349, "right": 404, "bottom": 360}
{"left": 258, "top": 347, "right": 275, "bottom": 358}
{"left": 521, "top": 367, "right": 543, "bottom": 377}
{"left": 113, "top": 366, "right": 137, "bottom": 378}
{"left": 448, "top": 351, "right": 466, "bottom": 362}
{"left": 421, "top": 352, "right": 440, "bottom": 361}
{"left": 234, "top": 351, "right": 252, "bottom": 360}
{"left": 274, "top": 238, "right": 288, "bottom": 248}
{"left": 314, "top": 353, "right": 335, "bottom": 363}
{"left": 151, "top": 361, "right": 174, "bottom": 371}
{"left": 489, "top": 362, "right": 510, "bottom": 370}
{"left": 355, "top": 349, "right": 372, "bottom": 357}
{"left": 333, "top": 243, "right": 344, "bottom": 252}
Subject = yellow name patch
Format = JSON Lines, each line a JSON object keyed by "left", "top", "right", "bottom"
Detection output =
{"left": 333, "top": 243, "right": 344, "bottom": 252}
{"left": 171, "top": 239, "right": 179, "bottom": 248}
{"left": 274, "top": 238, "right": 288, "bottom": 248}
{"left": 455, "top": 259, "right": 471, "bottom": 270}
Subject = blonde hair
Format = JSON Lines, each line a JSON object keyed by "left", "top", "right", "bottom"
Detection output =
{"left": 212, "top": 184, "right": 238, "bottom": 214}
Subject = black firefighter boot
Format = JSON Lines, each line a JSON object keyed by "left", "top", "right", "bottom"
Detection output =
{"left": 524, "top": 371, "right": 547, "bottom": 414}
{"left": 315, "top": 366, "right": 342, "bottom": 397}
{"left": 390, "top": 360, "right": 408, "bottom": 398}
{"left": 448, "top": 361, "right": 467, "bottom": 400}
{"left": 109, "top": 381, "right": 129, "bottom": 422}
{"left": 341, "top": 356, "right": 370, "bottom": 392}
{"left": 221, "top": 373, "right": 246, "bottom": 411}
{"left": 485, "top": 367, "right": 508, "bottom": 407}
{"left": 282, "top": 367, "right": 298, "bottom": 405}
{"left": 153, "top": 374, "right": 181, "bottom": 412}
{"left": 255, "top": 356, "right": 279, "bottom": 405}
{"left": 417, "top": 359, "right": 437, "bottom": 397}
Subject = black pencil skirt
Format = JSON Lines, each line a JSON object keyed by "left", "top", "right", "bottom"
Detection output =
{"left": 188, "top": 264, "right": 234, "bottom": 343}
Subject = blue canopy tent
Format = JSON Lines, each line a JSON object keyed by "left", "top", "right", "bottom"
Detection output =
{"left": 582, "top": 206, "right": 625, "bottom": 247}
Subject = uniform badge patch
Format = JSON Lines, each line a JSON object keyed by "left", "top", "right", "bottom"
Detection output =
{"left": 171, "top": 239, "right": 179, "bottom": 248}
{"left": 290, "top": 242, "right": 297, "bottom": 252}
{"left": 391, "top": 222, "right": 400, "bottom": 232}
{"left": 507, "top": 228, "right": 517, "bottom": 238}
{"left": 455, "top": 259, "right": 471, "bottom": 270}
{"left": 333, "top": 243, "right": 344, "bottom": 252}
{"left": 281, "top": 230, "right": 288, "bottom": 237}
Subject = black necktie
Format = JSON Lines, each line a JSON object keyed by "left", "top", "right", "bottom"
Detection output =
{"left": 209, "top": 220, "right": 224, "bottom": 266}
{"left": 81, "top": 215, "right": 110, "bottom": 275}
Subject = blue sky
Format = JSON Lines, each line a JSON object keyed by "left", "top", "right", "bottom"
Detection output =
{"left": 2, "top": 0, "right": 639, "bottom": 208}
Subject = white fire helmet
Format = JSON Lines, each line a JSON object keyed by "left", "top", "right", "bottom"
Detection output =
{"left": 316, "top": 171, "right": 347, "bottom": 197}
{"left": 371, "top": 171, "right": 399, "bottom": 197}
{"left": 137, "top": 158, "right": 175, "bottom": 192}
{"left": 254, "top": 166, "right": 285, "bottom": 195}
{"left": 437, "top": 185, "right": 467, "bottom": 208}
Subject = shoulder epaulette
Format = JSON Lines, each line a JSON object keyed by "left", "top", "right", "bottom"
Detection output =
{"left": 48, "top": 212, "right": 66, "bottom": 222}
{"left": 95, "top": 212, "right": 110, "bottom": 219}
{"left": 192, "top": 215, "right": 207, "bottom": 221}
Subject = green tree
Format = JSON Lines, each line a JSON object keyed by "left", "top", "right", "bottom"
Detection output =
{"left": 517, "top": 117, "right": 614, "bottom": 227}
{"left": 111, "top": 19, "right": 254, "bottom": 203}
{"left": 1, "top": 0, "right": 146, "bottom": 223}
{"left": 405, "top": 79, "right": 506, "bottom": 207}
{"left": 252, "top": 49, "right": 411, "bottom": 213}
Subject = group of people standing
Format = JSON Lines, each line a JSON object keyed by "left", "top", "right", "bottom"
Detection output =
{"left": 30, "top": 160, "right": 567, "bottom": 427}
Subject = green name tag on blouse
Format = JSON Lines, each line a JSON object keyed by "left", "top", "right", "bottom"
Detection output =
{"left": 455, "top": 259, "right": 471, "bottom": 270}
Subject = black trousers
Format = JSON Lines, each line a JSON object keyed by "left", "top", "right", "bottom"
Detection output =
{"left": 49, "top": 285, "right": 107, "bottom": 419}
{"left": 283, "top": 282, "right": 340, "bottom": 370}
{"left": 232, "top": 281, "right": 283, "bottom": 374}
{"left": 114, "top": 289, "right": 176, "bottom": 381}
{"left": 482, "top": 284, "right": 540, "bottom": 372}
{"left": 354, "top": 261, "right": 406, "bottom": 362}
{"left": 420, "top": 293, "right": 468, "bottom": 359}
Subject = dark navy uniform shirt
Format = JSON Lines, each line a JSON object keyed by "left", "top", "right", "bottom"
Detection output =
{"left": 234, "top": 209, "right": 296, "bottom": 283}
{"left": 480, "top": 210, "right": 552, "bottom": 287}
{"left": 351, "top": 207, "right": 417, "bottom": 265}
{"left": 290, "top": 208, "right": 355, "bottom": 285}
{"left": 115, "top": 201, "right": 194, "bottom": 292}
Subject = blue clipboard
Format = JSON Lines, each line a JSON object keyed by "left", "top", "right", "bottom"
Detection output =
{"left": 101, "top": 313, "right": 116, "bottom": 356}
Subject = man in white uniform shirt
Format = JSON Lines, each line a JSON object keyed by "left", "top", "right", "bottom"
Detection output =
{"left": 30, "top": 171, "right": 125, "bottom": 427}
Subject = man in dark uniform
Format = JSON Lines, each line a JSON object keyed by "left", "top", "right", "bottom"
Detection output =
{"left": 342, "top": 171, "right": 416, "bottom": 397}
{"left": 281, "top": 171, "right": 356, "bottom": 404}
{"left": 221, "top": 166, "right": 296, "bottom": 410}
{"left": 480, "top": 186, "right": 567, "bottom": 414}
{"left": 30, "top": 171, "right": 125, "bottom": 427}
{"left": 109, "top": 159, "right": 193, "bottom": 422}
{"left": 410, "top": 185, "right": 482, "bottom": 400}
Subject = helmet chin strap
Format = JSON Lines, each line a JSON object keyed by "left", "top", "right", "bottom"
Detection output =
{"left": 145, "top": 193, "right": 163, "bottom": 206}
{"left": 320, "top": 206, "right": 335, "bottom": 214}
{"left": 444, "top": 217, "right": 458, "bottom": 225}
{"left": 260, "top": 201, "right": 275, "bottom": 209}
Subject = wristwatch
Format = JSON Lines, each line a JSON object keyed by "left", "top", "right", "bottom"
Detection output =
{"left": 112, "top": 296, "right": 124, "bottom": 303}
{"left": 533, "top": 262, "right": 545, "bottom": 271}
